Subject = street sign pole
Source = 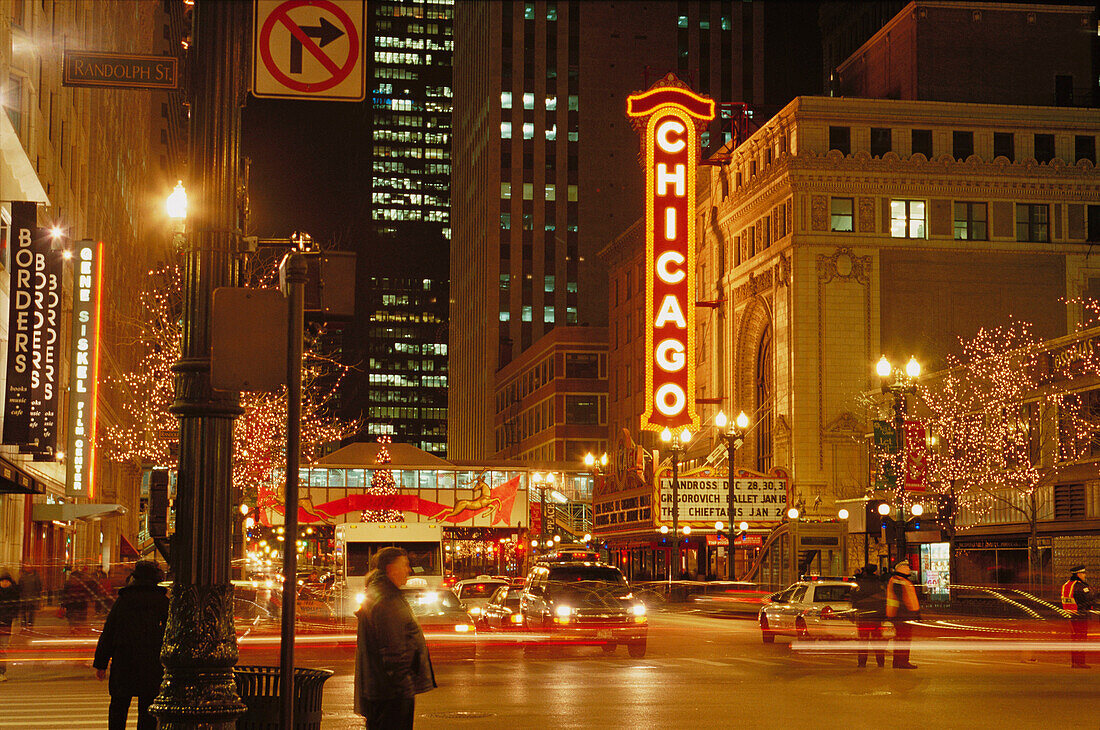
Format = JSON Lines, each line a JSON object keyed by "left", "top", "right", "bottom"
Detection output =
{"left": 152, "top": 2, "right": 248, "bottom": 727}
{"left": 279, "top": 252, "right": 306, "bottom": 728}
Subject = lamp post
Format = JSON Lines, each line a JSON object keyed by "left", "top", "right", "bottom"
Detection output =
{"left": 532, "top": 472, "right": 555, "bottom": 553}
{"left": 583, "top": 452, "right": 607, "bottom": 563}
{"left": 715, "top": 411, "right": 749, "bottom": 581}
{"left": 152, "top": 2, "right": 248, "bottom": 727}
{"left": 661, "top": 427, "right": 691, "bottom": 581}
{"left": 875, "top": 355, "right": 921, "bottom": 563}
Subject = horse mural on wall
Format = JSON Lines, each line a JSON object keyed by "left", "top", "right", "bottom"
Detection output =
{"left": 273, "top": 471, "right": 522, "bottom": 526}
{"left": 431, "top": 472, "right": 503, "bottom": 523}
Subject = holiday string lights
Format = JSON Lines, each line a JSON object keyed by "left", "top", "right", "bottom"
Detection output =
{"left": 360, "top": 435, "right": 403, "bottom": 522}
{"left": 99, "top": 264, "right": 357, "bottom": 514}
{"left": 916, "top": 315, "right": 1100, "bottom": 540}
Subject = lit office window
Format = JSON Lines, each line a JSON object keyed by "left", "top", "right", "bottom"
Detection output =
{"left": 501, "top": 91, "right": 512, "bottom": 108}
{"left": 544, "top": 307, "right": 555, "bottom": 323}
{"left": 501, "top": 122, "right": 512, "bottom": 139}
{"left": 522, "top": 306, "right": 532, "bottom": 322}
{"left": 523, "top": 92, "right": 535, "bottom": 109}
{"left": 890, "top": 200, "right": 926, "bottom": 239}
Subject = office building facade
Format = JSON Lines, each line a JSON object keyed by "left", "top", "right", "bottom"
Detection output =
{"left": 450, "top": 0, "right": 807, "bottom": 460}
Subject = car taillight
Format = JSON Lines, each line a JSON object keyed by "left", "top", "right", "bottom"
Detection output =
{"left": 821, "top": 606, "right": 833, "bottom": 619}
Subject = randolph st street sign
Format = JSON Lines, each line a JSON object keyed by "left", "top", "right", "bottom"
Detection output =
{"left": 62, "top": 50, "right": 179, "bottom": 90}
{"left": 627, "top": 75, "right": 714, "bottom": 433}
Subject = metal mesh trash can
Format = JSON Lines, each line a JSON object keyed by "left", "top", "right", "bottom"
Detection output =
{"left": 234, "top": 666, "right": 334, "bottom": 730}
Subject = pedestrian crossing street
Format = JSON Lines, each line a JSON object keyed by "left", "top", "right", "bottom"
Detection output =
{"left": 0, "top": 679, "right": 137, "bottom": 729}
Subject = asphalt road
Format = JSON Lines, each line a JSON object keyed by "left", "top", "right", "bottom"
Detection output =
{"left": 4, "top": 612, "right": 1100, "bottom": 729}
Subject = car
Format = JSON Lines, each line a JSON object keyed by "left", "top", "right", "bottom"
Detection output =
{"left": 478, "top": 585, "right": 526, "bottom": 630}
{"left": 454, "top": 575, "right": 510, "bottom": 620}
{"left": 401, "top": 585, "right": 477, "bottom": 660}
{"left": 690, "top": 581, "right": 773, "bottom": 616}
{"left": 521, "top": 560, "right": 648, "bottom": 657}
{"left": 758, "top": 578, "right": 859, "bottom": 643}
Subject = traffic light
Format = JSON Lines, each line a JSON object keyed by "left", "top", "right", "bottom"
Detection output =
{"left": 866, "top": 500, "right": 890, "bottom": 534}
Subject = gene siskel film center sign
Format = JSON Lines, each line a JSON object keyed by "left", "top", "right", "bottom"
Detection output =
{"left": 627, "top": 75, "right": 714, "bottom": 433}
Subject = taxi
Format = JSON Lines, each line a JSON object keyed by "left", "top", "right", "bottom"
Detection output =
{"left": 758, "top": 577, "right": 860, "bottom": 643}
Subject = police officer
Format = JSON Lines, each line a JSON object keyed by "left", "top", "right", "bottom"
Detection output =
{"left": 1061, "top": 565, "right": 1094, "bottom": 668}
{"left": 885, "top": 560, "right": 920, "bottom": 669}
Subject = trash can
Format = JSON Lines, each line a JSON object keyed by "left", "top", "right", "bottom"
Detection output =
{"left": 234, "top": 666, "right": 334, "bottom": 730}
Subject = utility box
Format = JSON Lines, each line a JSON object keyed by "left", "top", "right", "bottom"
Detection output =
{"left": 304, "top": 250, "right": 356, "bottom": 319}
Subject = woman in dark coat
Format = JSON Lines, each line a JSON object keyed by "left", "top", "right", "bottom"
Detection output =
{"left": 0, "top": 571, "right": 19, "bottom": 681}
{"left": 93, "top": 561, "right": 169, "bottom": 730}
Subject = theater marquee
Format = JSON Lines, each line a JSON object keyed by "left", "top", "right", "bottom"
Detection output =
{"left": 627, "top": 76, "right": 713, "bottom": 433}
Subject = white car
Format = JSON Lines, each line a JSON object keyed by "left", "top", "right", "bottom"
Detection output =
{"left": 758, "top": 579, "right": 860, "bottom": 643}
{"left": 454, "top": 576, "right": 509, "bottom": 620}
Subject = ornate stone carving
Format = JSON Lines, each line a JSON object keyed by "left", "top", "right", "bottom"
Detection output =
{"left": 810, "top": 194, "right": 828, "bottom": 231}
{"left": 858, "top": 197, "right": 875, "bottom": 232}
{"left": 817, "top": 247, "right": 871, "bottom": 285}
{"left": 776, "top": 252, "right": 791, "bottom": 288}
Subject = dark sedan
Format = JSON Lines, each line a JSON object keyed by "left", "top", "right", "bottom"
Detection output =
{"left": 478, "top": 585, "right": 525, "bottom": 630}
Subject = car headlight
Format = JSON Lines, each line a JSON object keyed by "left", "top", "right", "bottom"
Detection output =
{"left": 355, "top": 592, "right": 366, "bottom": 605}
{"left": 510, "top": 613, "right": 523, "bottom": 624}
{"left": 631, "top": 603, "right": 646, "bottom": 617}
{"left": 454, "top": 623, "right": 473, "bottom": 633}
{"left": 555, "top": 604, "right": 573, "bottom": 617}
{"left": 468, "top": 606, "right": 482, "bottom": 615}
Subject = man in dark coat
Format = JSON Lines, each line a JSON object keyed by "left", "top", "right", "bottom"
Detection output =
{"left": 1061, "top": 565, "right": 1095, "bottom": 668}
{"left": 355, "top": 547, "right": 436, "bottom": 729}
{"left": 851, "top": 564, "right": 885, "bottom": 667}
{"left": 93, "top": 561, "right": 168, "bottom": 730}
{"left": 0, "top": 571, "right": 19, "bottom": 681}
{"left": 19, "top": 565, "right": 41, "bottom": 629}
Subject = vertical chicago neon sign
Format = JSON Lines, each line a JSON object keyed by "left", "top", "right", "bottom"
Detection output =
{"left": 627, "top": 77, "right": 714, "bottom": 432}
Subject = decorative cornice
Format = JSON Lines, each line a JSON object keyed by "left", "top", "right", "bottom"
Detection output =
{"left": 817, "top": 247, "right": 871, "bottom": 285}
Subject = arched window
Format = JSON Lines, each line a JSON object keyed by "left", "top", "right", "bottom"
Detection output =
{"left": 756, "top": 326, "right": 773, "bottom": 472}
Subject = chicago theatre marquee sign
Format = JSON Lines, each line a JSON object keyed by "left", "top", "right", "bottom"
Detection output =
{"left": 627, "top": 76, "right": 713, "bottom": 433}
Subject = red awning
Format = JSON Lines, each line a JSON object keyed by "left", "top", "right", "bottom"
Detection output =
{"left": 120, "top": 534, "right": 140, "bottom": 559}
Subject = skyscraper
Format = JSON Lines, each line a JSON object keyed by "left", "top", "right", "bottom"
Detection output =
{"left": 450, "top": 0, "right": 819, "bottom": 460}
{"left": 338, "top": 0, "right": 454, "bottom": 442}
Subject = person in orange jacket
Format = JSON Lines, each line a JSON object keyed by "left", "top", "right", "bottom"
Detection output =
{"left": 885, "top": 560, "right": 920, "bottom": 669}
{"left": 1061, "top": 565, "right": 1094, "bottom": 668}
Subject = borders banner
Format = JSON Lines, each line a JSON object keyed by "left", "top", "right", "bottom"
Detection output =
{"left": 3, "top": 202, "right": 63, "bottom": 453}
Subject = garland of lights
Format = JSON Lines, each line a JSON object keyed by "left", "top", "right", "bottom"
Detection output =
{"left": 909, "top": 315, "right": 1100, "bottom": 531}
{"left": 360, "top": 435, "right": 404, "bottom": 522}
{"left": 99, "top": 263, "right": 358, "bottom": 516}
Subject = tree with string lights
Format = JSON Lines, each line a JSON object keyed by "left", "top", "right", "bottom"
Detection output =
{"left": 361, "top": 435, "right": 404, "bottom": 522}
{"left": 916, "top": 314, "right": 1100, "bottom": 584}
{"left": 99, "top": 263, "right": 357, "bottom": 516}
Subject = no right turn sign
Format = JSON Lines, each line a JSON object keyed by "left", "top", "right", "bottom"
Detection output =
{"left": 252, "top": 0, "right": 366, "bottom": 101}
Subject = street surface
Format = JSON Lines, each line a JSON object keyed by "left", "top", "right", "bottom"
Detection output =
{"left": 3, "top": 611, "right": 1099, "bottom": 728}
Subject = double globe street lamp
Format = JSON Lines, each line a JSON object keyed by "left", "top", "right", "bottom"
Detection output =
{"left": 660, "top": 427, "right": 692, "bottom": 581}
{"left": 714, "top": 410, "right": 750, "bottom": 580}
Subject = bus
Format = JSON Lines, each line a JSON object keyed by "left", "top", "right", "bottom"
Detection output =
{"left": 334, "top": 522, "right": 444, "bottom": 615}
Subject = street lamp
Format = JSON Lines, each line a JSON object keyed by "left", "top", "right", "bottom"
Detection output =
{"left": 152, "top": 3, "right": 249, "bottom": 727}
{"left": 661, "top": 427, "right": 691, "bottom": 581}
{"left": 875, "top": 355, "right": 921, "bottom": 561}
{"left": 166, "top": 180, "right": 188, "bottom": 219}
{"left": 531, "top": 472, "right": 556, "bottom": 553}
{"left": 714, "top": 410, "right": 750, "bottom": 580}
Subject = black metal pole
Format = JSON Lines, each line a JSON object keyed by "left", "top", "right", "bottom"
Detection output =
{"left": 894, "top": 391, "right": 908, "bottom": 562}
{"left": 672, "top": 449, "right": 680, "bottom": 581}
{"left": 280, "top": 252, "right": 306, "bottom": 729}
{"left": 726, "top": 437, "right": 735, "bottom": 581}
{"left": 152, "top": 1, "right": 247, "bottom": 727}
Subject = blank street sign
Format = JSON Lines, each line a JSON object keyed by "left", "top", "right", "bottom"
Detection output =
{"left": 211, "top": 287, "right": 288, "bottom": 392}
